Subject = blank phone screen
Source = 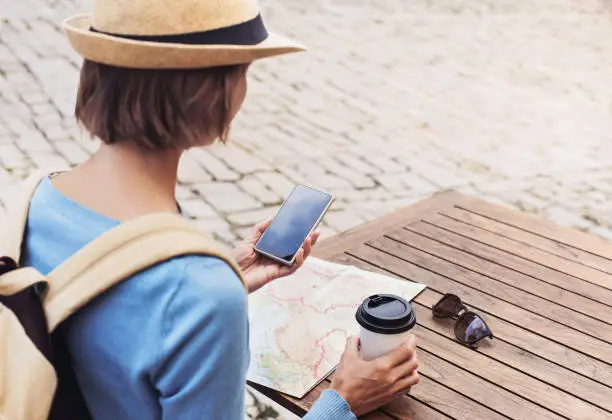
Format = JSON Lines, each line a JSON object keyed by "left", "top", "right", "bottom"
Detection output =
{"left": 256, "top": 185, "right": 333, "bottom": 262}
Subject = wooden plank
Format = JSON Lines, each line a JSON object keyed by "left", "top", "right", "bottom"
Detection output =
{"left": 326, "top": 372, "right": 469, "bottom": 420}
{"left": 427, "top": 213, "right": 612, "bottom": 291}
{"left": 450, "top": 192, "right": 612, "bottom": 262}
{"left": 379, "top": 395, "right": 453, "bottom": 420}
{"left": 397, "top": 216, "right": 612, "bottom": 325}
{"left": 414, "top": 325, "right": 607, "bottom": 419}
{"left": 313, "top": 192, "right": 456, "bottom": 258}
{"left": 387, "top": 375, "right": 507, "bottom": 420}
{"left": 415, "top": 351, "right": 561, "bottom": 420}
{"left": 383, "top": 228, "right": 612, "bottom": 339}
{"left": 361, "top": 413, "right": 400, "bottom": 420}
{"left": 440, "top": 207, "right": 612, "bottom": 275}
{"left": 342, "top": 246, "right": 612, "bottom": 386}
{"left": 333, "top": 253, "right": 612, "bottom": 416}
{"left": 405, "top": 221, "right": 612, "bottom": 310}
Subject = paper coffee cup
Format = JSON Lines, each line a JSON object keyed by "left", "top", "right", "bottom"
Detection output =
{"left": 356, "top": 294, "right": 416, "bottom": 361}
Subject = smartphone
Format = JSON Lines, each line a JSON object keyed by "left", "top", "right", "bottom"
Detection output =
{"left": 254, "top": 184, "right": 334, "bottom": 265}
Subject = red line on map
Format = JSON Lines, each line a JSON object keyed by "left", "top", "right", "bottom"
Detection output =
{"left": 312, "top": 328, "right": 348, "bottom": 377}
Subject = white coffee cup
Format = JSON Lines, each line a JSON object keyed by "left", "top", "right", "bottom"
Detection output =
{"left": 356, "top": 294, "right": 416, "bottom": 361}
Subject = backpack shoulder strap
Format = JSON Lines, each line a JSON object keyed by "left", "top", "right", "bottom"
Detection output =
{"left": 43, "top": 213, "right": 245, "bottom": 332}
{"left": 0, "top": 169, "right": 54, "bottom": 263}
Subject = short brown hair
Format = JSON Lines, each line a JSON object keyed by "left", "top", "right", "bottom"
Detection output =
{"left": 75, "top": 60, "right": 249, "bottom": 149}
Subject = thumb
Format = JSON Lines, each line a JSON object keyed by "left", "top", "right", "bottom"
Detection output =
{"left": 245, "top": 218, "right": 272, "bottom": 243}
{"left": 254, "top": 217, "right": 273, "bottom": 234}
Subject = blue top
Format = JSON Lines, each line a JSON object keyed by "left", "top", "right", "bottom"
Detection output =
{"left": 21, "top": 177, "right": 356, "bottom": 420}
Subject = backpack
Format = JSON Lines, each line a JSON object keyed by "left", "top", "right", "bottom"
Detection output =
{"left": 0, "top": 170, "right": 246, "bottom": 420}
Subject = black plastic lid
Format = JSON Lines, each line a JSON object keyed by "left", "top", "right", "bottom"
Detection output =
{"left": 356, "top": 294, "right": 416, "bottom": 335}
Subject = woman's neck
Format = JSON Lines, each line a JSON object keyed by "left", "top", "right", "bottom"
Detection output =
{"left": 52, "top": 142, "right": 183, "bottom": 221}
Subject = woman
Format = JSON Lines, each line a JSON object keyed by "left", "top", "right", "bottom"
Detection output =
{"left": 21, "top": 0, "right": 420, "bottom": 418}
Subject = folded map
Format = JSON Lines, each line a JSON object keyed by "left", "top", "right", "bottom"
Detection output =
{"left": 247, "top": 257, "right": 426, "bottom": 398}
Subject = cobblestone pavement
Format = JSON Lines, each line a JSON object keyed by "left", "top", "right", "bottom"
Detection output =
{"left": 3, "top": 0, "right": 612, "bottom": 418}
{"left": 2, "top": 0, "right": 612, "bottom": 253}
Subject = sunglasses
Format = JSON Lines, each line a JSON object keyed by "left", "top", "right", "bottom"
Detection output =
{"left": 432, "top": 294, "right": 493, "bottom": 346}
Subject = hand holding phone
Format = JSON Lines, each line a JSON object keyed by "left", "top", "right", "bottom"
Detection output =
{"left": 254, "top": 184, "right": 334, "bottom": 265}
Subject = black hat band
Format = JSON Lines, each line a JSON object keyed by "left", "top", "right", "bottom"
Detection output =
{"left": 90, "top": 13, "right": 268, "bottom": 46}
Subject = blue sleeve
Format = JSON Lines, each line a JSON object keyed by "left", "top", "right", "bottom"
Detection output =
{"left": 304, "top": 389, "right": 356, "bottom": 420}
{"left": 153, "top": 256, "right": 249, "bottom": 420}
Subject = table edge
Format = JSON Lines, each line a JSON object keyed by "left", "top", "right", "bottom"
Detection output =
{"left": 314, "top": 190, "right": 461, "bottom": 259}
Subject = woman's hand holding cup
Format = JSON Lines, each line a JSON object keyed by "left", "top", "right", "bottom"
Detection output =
{"left": 330, "top": 335, "right": 419, "bottom": 416}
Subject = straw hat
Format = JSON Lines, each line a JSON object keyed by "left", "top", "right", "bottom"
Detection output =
{"left": 62, "top": 0, "right": 306, "bottom": 69}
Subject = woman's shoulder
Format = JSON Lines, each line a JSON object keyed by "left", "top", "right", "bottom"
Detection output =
{"left": 161, "top": 254, "right": 246, "bottom": 309}
{"left": 66, "top": 253, "right": 245, "bottom": 330}
{"left": 128, "top": 254, "right": 246, "bottom": 315}
{"left": 63, "top": 254, "right": 247, "bottom": 363}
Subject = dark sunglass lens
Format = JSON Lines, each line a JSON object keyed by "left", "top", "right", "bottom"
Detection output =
{"left": 433, "top": 294, "right": 462, "bottom": 318}
{"left": 455, "top": 313, "right": 492, "bottom": 344}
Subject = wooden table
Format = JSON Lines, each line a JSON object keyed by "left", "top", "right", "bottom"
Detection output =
{"left": 250, "top": 191, "right": 612, "bottom": 419}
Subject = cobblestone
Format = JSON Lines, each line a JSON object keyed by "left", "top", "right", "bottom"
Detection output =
{"left": 324, "top": 209, "right": 368, "bottom": 232}
{"left": 335, "top": 153, "right": 378, "bottom": 176}
{"left": 178, "top": 153, "right": 213, "bottom": 184}
{"left": 319, "top": 157, "right": 377, "bottom": 189}
{"left": 175, "top": 185, "right": 197, "bottom": 201}
{"left": 53, "top": 139, "right": 89, "bottom": 165}
{"left": 189, "top": 148, "right": 240, "bottom": 182}
{"left": 253, "top": 171, "right": 295, "bottom": 197}
{"left": 194, "top": 182, "right": 263, "bottom": 214}
{"left": 27, "top": 151, "right": 68, "bottom": 168}
{"left": 0, "top": 144, "right": 31, "bottom": 169}
{"left": 309, "top": 173, "right": 353, "bottom": 190}
{"left": 227, "top": 206, "right": 280, "bottom": 227}
{"left": 17, "top": 132, "right": 55, "bottom": 153}
{"left": 0, "top": 0, "right": 611, "bottom": 295}
{"left": 209, "top": 143, "right": 270, "bottom": 174}
{"left": 179, "top": 199, "right": 219, "bottom": 220}
{"left": 237, "top": 177, "right": 283, "bottom": 205}
{"left": 192, "top": 218, "right": 235, "bottom": 252}
{"left": 590, "top": 226, "right": 612, "bottom": 241}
